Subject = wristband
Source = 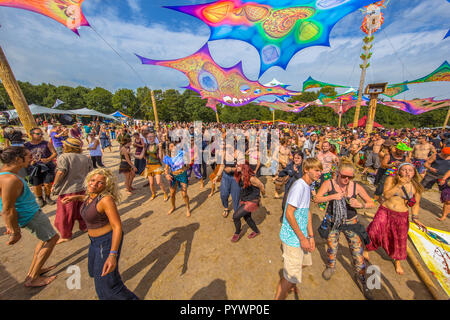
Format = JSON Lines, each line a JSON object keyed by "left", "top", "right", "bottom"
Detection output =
{"left": 110, "top": 250, "right": 118, "bottom": 255}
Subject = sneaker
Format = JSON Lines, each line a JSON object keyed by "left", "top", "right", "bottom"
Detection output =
{"left": 322, "top": 267, "right": 335, "bottom": 280}
{"left": 354, "top": 274, "right": 374, "bottom": 300}
{"left": 37, "top": 197, "right": 46, "bottom": 208}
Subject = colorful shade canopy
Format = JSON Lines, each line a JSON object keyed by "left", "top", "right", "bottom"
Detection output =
{"left": 0, "top": 0, "right": 89, "bottom": 35}
{"left": 394, "top": 61, "right": 449, "bottom": 85}
{"left": 302, "top": 76, "right": 349, "bottom": 91}
{"left": 381, "top": 98, "right": 450, "bottom": 115}
{"left": 136, "top": 44, "right": 300, "bottom": 108}
{"left": 166, "top": 0, "right": 375, "bottom": 76}
{"left": 258, "top": 100, "right": 310, "bottom": 113}
{"left": 381, "top": 84, "right": 409, "bottom": 98}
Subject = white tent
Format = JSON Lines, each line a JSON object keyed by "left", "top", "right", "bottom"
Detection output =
{"left": 69, "top": 108, "right": 118, "bottom": 121}
{"left": 7, "top": 104, "right": 75, "bottom": 119}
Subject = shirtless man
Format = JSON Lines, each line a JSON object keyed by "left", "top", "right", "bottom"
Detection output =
{"left": 349, "top": 134, "right": 362, "bottom": 166}
{"left": 411, "top": 135, "right": 436, "bottom": 178}
{"left": 362, "top": 133, "right": 384, "bottom": 175}
{"left": 317, "top": 141, "right": 339, "bottom": 181}
{"left": 0, "top": 147, "right": 59, "bottom": 287}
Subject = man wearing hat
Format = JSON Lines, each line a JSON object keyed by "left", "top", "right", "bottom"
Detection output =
{"left": 422, "top": 147, "right": 450, "bottom": 221}
{"left": 51, "top": 138, "right": 93, "bottom": 243}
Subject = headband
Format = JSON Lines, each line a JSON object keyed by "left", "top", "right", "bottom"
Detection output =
{"left": 397, "top": 162, "right": 414, "bottom": 171}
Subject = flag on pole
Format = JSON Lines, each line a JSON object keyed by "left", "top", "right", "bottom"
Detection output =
{"left": 52, "top": 99, "right": 64, "bottom": 109}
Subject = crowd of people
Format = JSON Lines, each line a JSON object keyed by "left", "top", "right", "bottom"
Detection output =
{"left": 0, "top": 118, "right": 449, "bottom": 300}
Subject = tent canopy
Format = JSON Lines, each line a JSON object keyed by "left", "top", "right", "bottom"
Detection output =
{"left": 7, "top": 104, "right": 75, "bottom": 119}
{"left": 348, "top": 115, "right": 384, "bottom": 128}
{"left": 69, "top": 108, "right": 117, "bottom": 121}
{"left": 110, "top": 111, "right": 130, "bottom": 118}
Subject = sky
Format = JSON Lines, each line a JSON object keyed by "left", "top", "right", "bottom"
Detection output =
{"left": 0, "top": 0, "right": 449, "bottom": 102}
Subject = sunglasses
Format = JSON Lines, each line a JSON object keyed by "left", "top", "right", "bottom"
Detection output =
{"left": 339, "top": 173, "right": 354, "bottom": 180}
{"left": 32, "top": 132, "right": 43, "bottom": 135}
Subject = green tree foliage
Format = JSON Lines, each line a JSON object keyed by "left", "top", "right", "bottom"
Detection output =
{"left": 0, "top": 81, "right": 445, "bottom": 128}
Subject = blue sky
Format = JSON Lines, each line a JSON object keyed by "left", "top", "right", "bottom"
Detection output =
{"left": 0, "top": 0, "right": 449, "bottom": 102}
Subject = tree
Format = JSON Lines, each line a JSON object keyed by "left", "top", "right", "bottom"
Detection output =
{"left": 85, "top": 87, "right": 113, "bottom": 114}
{"left": 112, "top": 89, "right": 138, "bottom": 117}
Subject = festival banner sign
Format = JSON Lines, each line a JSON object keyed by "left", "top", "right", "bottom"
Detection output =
{"left": 408, "top": 222, "right": 450, "bottom": 297}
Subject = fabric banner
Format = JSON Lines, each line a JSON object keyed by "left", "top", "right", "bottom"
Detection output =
{"left": 408, "top": 222, "right": 450, "bottom": 297}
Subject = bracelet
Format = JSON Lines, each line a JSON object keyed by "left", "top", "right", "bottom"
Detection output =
{"left": 110, "top": 250, "right": 118, "bottom": 255}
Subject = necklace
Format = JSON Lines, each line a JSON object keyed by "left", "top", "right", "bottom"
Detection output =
{"left": 336, "top": 180, "right": 350, "bottom": 198}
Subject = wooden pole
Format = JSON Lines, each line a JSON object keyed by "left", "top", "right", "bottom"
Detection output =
{"left": 0, "top": 46, "right": 37, "bottom": 137}
{"left": 215, "top": 110, "right": 220, "bottom": 123}
{"left": 150, "top": 90, "right": 159, "bottom": 130}
{"left": 353, "top": 29, "right": 373, "bottom": 129}
{"left": 365, "top": 93, "right": 378, "bottom": 134}
{"left": 406, "top": 245, "right": 441, "bottom": 300}
{"left": 443, "top": 107, "right": 450, "bottom": 130}
{"left": 272, "top": 109, "right": 275, "bottom": 124}
{"left": 338, "top": 100, "right": 343, "bottom": 128}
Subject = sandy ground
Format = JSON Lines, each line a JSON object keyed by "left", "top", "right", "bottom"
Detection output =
{"left": 0, "top": 140, "right": 449, "bottom": 300}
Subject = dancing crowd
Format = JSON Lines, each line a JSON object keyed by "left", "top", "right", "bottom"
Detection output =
{"left": 0, "top": 119, "right": 449, "bottom": 300}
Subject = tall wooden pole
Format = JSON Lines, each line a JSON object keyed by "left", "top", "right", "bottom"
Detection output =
{"left": 150, "top": 89, "right": 159, "bottom": 130}
{"left": 0, "top": 46, "right": 37, "bottom": 136}
{"left": 338, "top": 100, "right": 343, "bottom": 128}
{"left": 443, "top": 107, "right": 450, "bottom": 130}
{"left": 215, "top": 110, "right": 220, "bottom": 123}
{"left": 353, "top": 29, "right": 373, "bottom": 129}
{"left": 272, "top": 109, "right": 275, "bottom": 124}
{"left": 365, "top": 93, "right": 378, "bottom": 134}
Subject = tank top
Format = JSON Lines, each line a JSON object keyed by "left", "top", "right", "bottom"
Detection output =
{"left": 80, "top": 195, "right": 109, "bottom": 229}
{"left": 0, "top": 172, "right": 40, "bottom": 227}
{"left": 326, "top": 180, "right": 358, "bottom": 220}
{"left": 146, "top": 144, "right": 161, "bottom": 165}
{"left": 239, "top": 180, "right": 260, "bottom": 202}
{"left": 89, "top": 139, "right": 102, "bottom": 157}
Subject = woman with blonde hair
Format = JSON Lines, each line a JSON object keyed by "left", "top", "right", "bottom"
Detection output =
{"left": 62, "top": 168, "right": 138, "bottom": 300}
{"left": 315, "top": 160, "right": 375, "bottom": 299}
{"left": 365, "top": 162, "right": 427, "bottom": 275}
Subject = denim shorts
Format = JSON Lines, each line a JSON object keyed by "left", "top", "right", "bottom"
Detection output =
{"left": 23, "top": 209, "right": 57, "bottom": 242}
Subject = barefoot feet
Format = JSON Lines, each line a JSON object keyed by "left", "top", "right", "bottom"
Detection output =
{"left": 24, "top": 275, "right": 57, "bottom": 287}
{"left": 394, "top": 260, "right": 404, "bottom": 275}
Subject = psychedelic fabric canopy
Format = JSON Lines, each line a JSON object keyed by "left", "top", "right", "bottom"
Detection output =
{"left": 258, "top": 100, "right": 310, "bottom": 113}
{"left": 381, "top": 84, "right": 409, "bottom": 98}
{"left": 302, "top": 76, "right": 349, "bottom": 91}
{"left": 381, "top": 98, "right": 450, "bottom": 115}
{"left": 0, "top": 0, "right": 89, "bottom": 35}
{"left": 395, "top": 61, "right": 449, "bottom": 85}
{"left": 166, "top": 0, "right": 375, "bottom": 75}
{"left": 136, "top": 44, "right": 300, "bottom": 107}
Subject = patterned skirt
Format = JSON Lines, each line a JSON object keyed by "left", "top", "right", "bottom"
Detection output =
{"left": 365, "top": 206, "right": 409, "bottom": 260}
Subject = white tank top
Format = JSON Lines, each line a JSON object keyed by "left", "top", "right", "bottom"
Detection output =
{"left": 89, "top": 138, "right": 102, "bottom": 157}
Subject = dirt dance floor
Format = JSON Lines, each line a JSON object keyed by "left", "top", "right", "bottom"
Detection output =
{"left": 0, "top": 140, "right": 448, "bottom": 300}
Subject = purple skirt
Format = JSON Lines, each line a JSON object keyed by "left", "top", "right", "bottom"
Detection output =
{"left": 366, "top": 206, "right": 409, "bottom": 260}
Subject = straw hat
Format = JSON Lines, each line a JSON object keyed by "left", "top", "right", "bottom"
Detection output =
{"left": 63, "top": 138, "right": 82, "bottom": 150}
